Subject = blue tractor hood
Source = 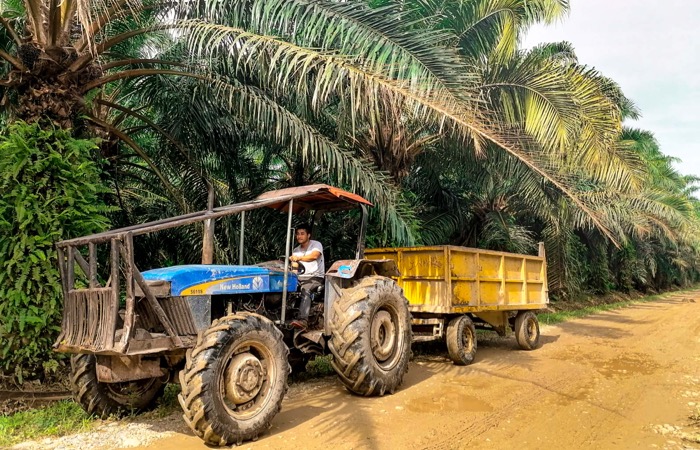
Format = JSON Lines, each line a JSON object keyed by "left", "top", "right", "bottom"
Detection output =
{"left": 141, "top": 265, "right": 298, "bottom": 296}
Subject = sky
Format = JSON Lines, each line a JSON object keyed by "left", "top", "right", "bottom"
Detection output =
{"left": 523, "top": 0, "right": 700, "bottom": 178}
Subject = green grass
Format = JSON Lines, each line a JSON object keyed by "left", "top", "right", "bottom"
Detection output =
{"left": 140, "top": 383, "right": 182, "bottom": 419}
{"left": 290, "top": 354, "right": 336, "bottom": 382}
{"left": 0, "top": 400, "right": 95, "bottom": 447}
{"left": 538, "top": 300, "right": 643, "bottom": 325}
{"left": 306, "top": 354, "right": 334, "bottom": 376}
{"left": 538, "top": 287, "right": 698, "bottom": 326}
{"left": 0, "top": 384, "right": 183, "bottom": 447}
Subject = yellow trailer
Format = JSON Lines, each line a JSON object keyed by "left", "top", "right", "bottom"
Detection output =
{"left": 365, "top": 244, "right": 548, "bottom": 365}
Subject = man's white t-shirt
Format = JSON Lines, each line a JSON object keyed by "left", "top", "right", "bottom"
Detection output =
{"left": 293, "top": 240, "right": 325, "bottom": 280}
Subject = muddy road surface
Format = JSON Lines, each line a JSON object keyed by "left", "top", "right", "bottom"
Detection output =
{"left": 134, "top": 291, "right": 700, "bottom": 450}
{"left": 20, "top": 291, "right": 700, "bottom": 450}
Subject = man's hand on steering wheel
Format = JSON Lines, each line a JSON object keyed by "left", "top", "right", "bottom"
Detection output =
{"left": 290, "top": 256, "right": 306, "bottom": 275}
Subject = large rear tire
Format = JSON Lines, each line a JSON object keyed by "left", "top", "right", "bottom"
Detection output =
{"left": 328, "top": 276, "right": 412, "bottom": 396}
{"left": 178, "top": 313, "right": 289, "bottom": 446}
{"left": 514, "top": 311, "right": 541, "bottom": 350}
{"left": 446, "top": 315, "right": 477, "bottom": 365}
{"left": 70, "top": 354, "right": 165, "bottom": 418}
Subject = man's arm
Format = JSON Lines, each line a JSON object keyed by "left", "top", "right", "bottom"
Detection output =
{"left": 290, "top": 241, "right": 323, "bottom": 263}
{"left": 290, "top": 250, "right": 321, "bottom": 263}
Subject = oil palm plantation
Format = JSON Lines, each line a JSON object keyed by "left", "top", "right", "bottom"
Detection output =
{"left": 1, "top": 0, "right": 637, "bottom": 242}
{"left": 1, "top": 0, "right": 697, "bottom": 285}
{"left": 373, "top": 0, "right": 700, "bottom": 295}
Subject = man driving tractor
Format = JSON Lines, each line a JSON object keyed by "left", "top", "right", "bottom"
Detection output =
{"left": 289, "top": 224, "right": 324, "bottom": 330}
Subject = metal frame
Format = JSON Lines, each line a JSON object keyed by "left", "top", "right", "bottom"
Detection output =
{"left": 54, "top": 185, "right": 371, "bottom": 356}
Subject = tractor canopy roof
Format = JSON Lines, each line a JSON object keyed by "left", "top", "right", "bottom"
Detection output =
{"left": 58, "top": 184, "right": 372, "bottom": 247}
{"left": 256, "top": 184, "right": 372, "bottom": 214}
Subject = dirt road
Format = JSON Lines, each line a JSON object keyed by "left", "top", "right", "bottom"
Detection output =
{"left": 20, "top": 291, "right": 700, "bottom": 450}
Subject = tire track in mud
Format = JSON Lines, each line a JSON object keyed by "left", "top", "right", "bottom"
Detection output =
{"left": 427, "top": 290, "right": 700, "bottom": 450}
{"left": 421, "top": 350, "right": 615, "bottom": 449}
{"left": 15, "top": 290, "right": 700, "bottom": 450}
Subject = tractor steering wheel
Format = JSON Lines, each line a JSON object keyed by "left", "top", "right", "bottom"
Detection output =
{"left": 292, "top": 261, "right": 306, "bottom": 275}
{"left": 276, "top": 256, "right": 306, "bottom": 275}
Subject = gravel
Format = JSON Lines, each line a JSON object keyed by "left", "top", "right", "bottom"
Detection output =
{"left": 10, "top": 414, "right": 188, "bottom": 450}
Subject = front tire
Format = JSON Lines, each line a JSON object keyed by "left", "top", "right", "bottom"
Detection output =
{"left": 514, "top": 311, "right": 541, "bottom": 350}
{"left": 70, "top": 354, "right": 165, "bottom": 418}
{"left": 446, "top": 315, "right": 477, "bottom": 365}
{"left": 328, "top": 276, "right": 412, "bottom": 396}
{"left": 178, "top": 313, "right": 289, "bottom": 446}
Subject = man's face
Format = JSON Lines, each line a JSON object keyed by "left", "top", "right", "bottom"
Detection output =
{"left": 295, "top": 229, "right": 311, "bottom": 245}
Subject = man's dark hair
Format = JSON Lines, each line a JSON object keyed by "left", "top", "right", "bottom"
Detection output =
{"left": 296, "top": 223, "right": 312, "bottom": 234}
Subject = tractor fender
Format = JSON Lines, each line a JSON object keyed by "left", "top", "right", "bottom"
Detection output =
{"left": 326, "top": 259, "right": 400, "bottom": 280}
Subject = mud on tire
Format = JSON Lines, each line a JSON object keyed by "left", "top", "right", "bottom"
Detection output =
{"left": 514, "top": 311, "right": 541, "bottom": 350}
{"left": 446, "top": 315, "right": 477, "bottom": 365}
{"left": 70, "top": 354, "right": 165, "bottom": 418}
{"left": 178, "top": 312, "right": 289, "bottom": 446}
{"left": 328, "top": 276, "right": 412, "bottom": 396}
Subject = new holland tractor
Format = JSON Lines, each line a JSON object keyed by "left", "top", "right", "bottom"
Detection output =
{"left": 54, "top": 184, "right": 412, "bottom": 445}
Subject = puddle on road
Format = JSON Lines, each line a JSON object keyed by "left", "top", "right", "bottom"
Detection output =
{"left": 406, "top": 391, "right": 493, "bottom": 414}
{"left": 596, "top": 354, "right": 660, "bottom": 378}
{"left": 549, "top": 348, "right": 660, "bottom": 379}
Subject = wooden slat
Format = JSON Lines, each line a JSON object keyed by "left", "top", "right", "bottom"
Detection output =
{"left": 57, "top": 247, "right": 68, "bottom": 298}
{"left": 73, "top": 251, "right": 89, "bottom": 280}
{"left": 55, "top": 246, "right": 68, "bottom": 345}
{"left": 118, "top": 233, "right": 136, "bottom": 353}
{"left": 108, "top": 239, "right": 119, "bottom": 350}
{"left": 66, "top": 246, "right": 75, "bottom": 292}
{"left": 88, "top": 243, "right": 97, "bottom": 288}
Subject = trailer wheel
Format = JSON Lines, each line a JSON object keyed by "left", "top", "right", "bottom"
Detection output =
{"left": 178, "top": 313, "right": 289, "bottom": 446}
{"left": 70, "top": 354, "right": 165, "bottom": 418}
{"left": 328, "top": 276, "right": 412, "bottom": 396}
{"left": 514, "top": 311, "right": 540, "bottom": 350}
{"left": 446, "top": 315, "right": 477, "bottom": 365}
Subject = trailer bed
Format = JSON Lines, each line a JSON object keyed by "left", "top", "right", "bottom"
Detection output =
{"left": 365, "top": 244, "right": 548, "bottom": 314}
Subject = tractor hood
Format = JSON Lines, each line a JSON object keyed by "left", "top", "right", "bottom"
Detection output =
{"left": 141, "top": 265, "right": 298, "bottom": 296}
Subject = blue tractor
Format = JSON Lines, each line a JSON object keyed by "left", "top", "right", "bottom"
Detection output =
{"left": 54, "top": 184, "right": 412, "bottom": 446}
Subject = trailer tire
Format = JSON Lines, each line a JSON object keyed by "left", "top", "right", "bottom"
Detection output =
{"left": 70, "top": 354, "right": 165, "bottom": 418}
{"left": 328, "top": 276, "right": 412, "bottom": 396}
{"left": 446, "top": 315, "right": 477, "bottom": 365}
{"left": 514, "top": 311, "right": 540, "bottom": 350}
{"left": 178, "top": 313, "right": 289, "bottom": 446}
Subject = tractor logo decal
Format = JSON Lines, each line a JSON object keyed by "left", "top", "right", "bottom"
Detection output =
{"left": 220, "top": 282, "right": 251, "bottom": 290}
{"left": 181, "top": 276, "right": 261, "bottom": 295}
{"left": 178, "top": 273, "right": 295, "bottom": 296}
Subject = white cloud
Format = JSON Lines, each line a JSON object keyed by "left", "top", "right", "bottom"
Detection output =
{"left": 523, "top": 0, "right": 700, "bottom": 177}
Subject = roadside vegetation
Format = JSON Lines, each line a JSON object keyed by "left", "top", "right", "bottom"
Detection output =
{"left": 538, "top": 288, "right": 696, "bottom": 325}
{"left": 0, "top": 400, "right": 93, "bottom": 447}
{"left": 0, "top": 383, "right": 182, "bottom": 447}
{"left": 0, "top": 0, "right": 698, "bottom": 387}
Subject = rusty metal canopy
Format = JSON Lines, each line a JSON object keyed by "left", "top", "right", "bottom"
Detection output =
{"left": 256, "top": 184, "right": 372, "bottom": 214}
{"left": 58, "top": 184, "right": 372, "bottom": 247}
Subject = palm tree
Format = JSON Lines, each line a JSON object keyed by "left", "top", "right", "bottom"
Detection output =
{"left": 383, "top": 0, "right": 700, "bottom": 296}
{"left": 0, "top": 0, "right": 428, "bottom": 241}
{"left": 2, "top": 0, "right": 635, "bottom": 245}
